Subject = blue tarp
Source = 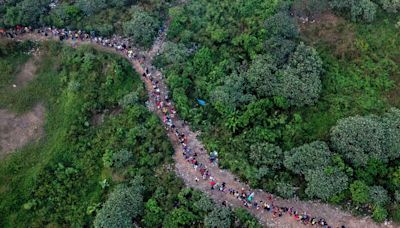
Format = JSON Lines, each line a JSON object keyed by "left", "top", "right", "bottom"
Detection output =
{"left": 196, "top": 98, "right": 206, "bottom": 106}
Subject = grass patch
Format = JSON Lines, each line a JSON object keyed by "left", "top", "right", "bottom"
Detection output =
{"left": 296, "top": 14, "right": 400, "bottom": 143}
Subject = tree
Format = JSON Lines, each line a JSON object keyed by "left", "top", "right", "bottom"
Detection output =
{"left": 94, "top": 177, "right": 144, "bottom": 228}
{"left": 382, "top": 108, "right": 400, "bottom": 160}
{"left": 163, "top": 208, "right": 197, "bottom": 227}
{"left": 330, "top": 115, "right": 388, "bottom": 167}
{"left": 380, "top": 0, "right": 400, "bottom": 13}
{"left": 246, "top": 55, "right": 278, "bottom": 98}
{"left": 159, "top": 41, "right": 190, "bottom": 65}
{"left": 265, "top": 36, "right": 297, "bottom": 66}
{"left": 350, "top": 180, "right": 370, "bottom": 205}
{"left": 330, "top": 0, "right": 377, "bottom": 22}
{"left": 119, "top": 91, "right": 140, "bottom": 108}
{"left": 305, "top": 168, "right": 349, "bottom": 201}
{"left": 284, "top": 141, "right": 332, "bottom": 175}
{"left": 265, "top": 11, "right": 299, "bottom": 39}
{"left": 369, "top": 186, "right": 390, "bottom": 206}
{"left": 4, "top": 0, "right": 50, "bottom": 26}
{"left": 194, "top": 194, "right": 215, "bottom": 213}
{"left": 123, "top": 7, "right": 160, "bottom": 48}
{"left": 108, "top": 0, "right": 132, "bottom": 7}
{"left": 112, "top": 149, "right": 133, "bottom": 169}
{"left": 204, "top": 207, "right": 232, "bottom": 228}
{"left": 212, "top": 72, "right": 255, "bottom": 114}
{"left": 143, "top": 198, "right": 164, "bottom": 227}
{"left": 278, "top": 43, "right": 323, "bottom": 107}
{"left": 276, "top": 181, "right": 296, "bottom": 199}
{"left": 353, "top": 0, "right": 377, "bottom": 22}
{"left": 234, "top": 208, "right": 262, "bottom": 228}
{"left": 249, "top": 142, "right": 283, "bottom": 171}
{"left": 76, "top": 0, "right": 107, "bottom": 16}
{"left": 331, "top": 109, "right": 400, "bottom": 167}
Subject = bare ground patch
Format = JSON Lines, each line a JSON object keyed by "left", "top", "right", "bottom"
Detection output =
{"left": 298, "top": 11, "right": 358, "bottom": 59}
{"left": 12, "top": 49, "right": 41, "bottom": 89}
{"left": 0, "top": 104, "right": 45, "bottom": 159}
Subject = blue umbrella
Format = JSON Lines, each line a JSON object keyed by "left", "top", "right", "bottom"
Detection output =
{"left": 196, "top": 98, "right": 206, "bottom": 106}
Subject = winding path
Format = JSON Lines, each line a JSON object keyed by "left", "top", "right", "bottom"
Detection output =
{"left": 6, "top": 24, "right": 396, "bottom": 228}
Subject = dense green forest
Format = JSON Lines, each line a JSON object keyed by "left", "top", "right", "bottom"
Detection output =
{"left": 1, "top": 0, "right": 400, "bottom": 225}
{"left": 155, "top": 0, "right": 400, "bottom": 223}
{"left": 0, "top": 41, "right": 260, "bottom": 227}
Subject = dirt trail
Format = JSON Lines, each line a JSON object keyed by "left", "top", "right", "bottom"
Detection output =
{"left": 133, "top": 31, "right": 394, "bottom": 228}
{"left": 6, "top": 30, "right": 397, "bottom": 228}
{"left": 0, "top": 104, "right": 45, "bottom": 158}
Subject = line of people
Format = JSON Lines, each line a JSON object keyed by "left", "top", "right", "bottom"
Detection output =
{"left": 140, "top": 57, "right": 344, "bottom": 228}
{"left": 2, "top": 25, "right": 345, "bottom": 228}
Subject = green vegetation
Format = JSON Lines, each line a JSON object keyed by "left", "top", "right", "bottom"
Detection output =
{"left": 0, "top": 40, "right": 259, "bottom": 227}
{"left": 156, "top": 0, "right": 400, "bottom": 222}
{"left": 0, "top": 0, "right": 400, "bottom": 224}
{"left": 0, "top": 0, "right": 170, "bottom": 46}
{"left": 0, "top": 40, "right": 34, "bottom": 112}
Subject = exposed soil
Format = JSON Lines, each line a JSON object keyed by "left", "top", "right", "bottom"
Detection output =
{"left": 0, "top": 104, "right": 45, "bottom": 159}
{"left": 298, "top": 11, "right": 358, "bottom": 59}
{"left": 13, "top": 50, "right": 41, "bottom": 88}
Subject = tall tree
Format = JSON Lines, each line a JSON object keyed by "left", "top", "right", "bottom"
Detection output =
{"left": 246, "top": 55, "right": 279, "bottom": 98}
{"left": 331, "top": 115, "right": 388, "bottom": 167}
{"left": 250, "top": 142, "right": 283, "bottom": 171}
{"left": 284, "top": 141, "right": 332, "bottom": 175}
{"left": 278, "top": 43, "right": 323, "bottom": 107}
{"left": 76, "top": 0, "right": 107, "bottom": 16}
{"left": 94, "top": 176, "right": 144, "bottom": 228}
{"left": 123, "top": 7, "right": 160, "bottom": 48}
{"left": 204, "top": 207, "right": 232, "bottom": 228}
{"left": 330, "top": 0, "right": 378, "bottom": 22}
{"left": 305, "top": 167, "right": 349, "bottom": 200}
{"left": 212, "top": 72, "right": 255, "bottom": 114}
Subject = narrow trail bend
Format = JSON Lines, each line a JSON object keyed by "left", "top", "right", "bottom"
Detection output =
{"left": 7, "top": 25, "right": 396, "bottom": 228}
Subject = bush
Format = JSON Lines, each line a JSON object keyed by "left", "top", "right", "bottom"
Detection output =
{"left": 380, "top": 0, "right": 400, "bottom": 12}
{"left": 119, "top": 91, "right": 140, "bottom": 108}
{"left": 369, "top": 186, "right": 390, "bottom": 206}
{"left": 350, "top": 180, "right": 370, "bottom": 205}
{"left": 392, "top": 205, "right": 400, "bottom": 223}
{"left": 276, "top": 181, "right": 296, "bottom": 199}
{"left": 330, "top": 115, "right": 387, "bottom": 167}
{"left": 372, "top": 205, "right": 388, "bottom": 223}
{"left": 330, "top": 0, "right": 377, "bottom": 22}
{"left": 284, "top": 141, "right": 332, "bottom": 175}
{"left": 112, "top": 149, "right": 133, "bottom": 169}
{"left": 246, "top": 55, "right": 279, "bottom": 98}
{"left": 204, "top": 207, "right": 232, "bottom": 228}
{"left": 305, "top": 168, "right": 349, "bottom": 201}
{"left": 94, "top": 177, "right": 144, "bottom": 228}
{"left": 278, "top": 43, "right": 323, "bottom": 107}
{"left": 76, "top": 0, "right": 107, "bottom": 16}
{"left": 123, "top": 7, "right": 160, "bottom": 48}
{"left": 331, "top": 109, "right": 400, "bottom": 167}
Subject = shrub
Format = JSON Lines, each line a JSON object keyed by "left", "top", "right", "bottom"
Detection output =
{"left": 276, "top": 181, "right": 296, "bottom": 199}
{"left": 372, "top": 205, "right": 388, "bottom": 223}
{"left": 123, "top": 7, "right": 160, "bottom": 48}
{"left": 350, "top": 180, "right": 370, "bottom": 205}
{"left": 94, "top": 177, "right": 144, "bottom": 228}
{"left": 305, "top": 168, "right": 348, "bottom": 201}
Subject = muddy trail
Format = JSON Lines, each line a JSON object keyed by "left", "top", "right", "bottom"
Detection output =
{"left": 5, "top": 28, "right": 396, "bottom": 228}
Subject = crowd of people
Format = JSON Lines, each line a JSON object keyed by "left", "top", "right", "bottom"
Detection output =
{"left": 1, "top": 25, "right": 346, "bottom": 228}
